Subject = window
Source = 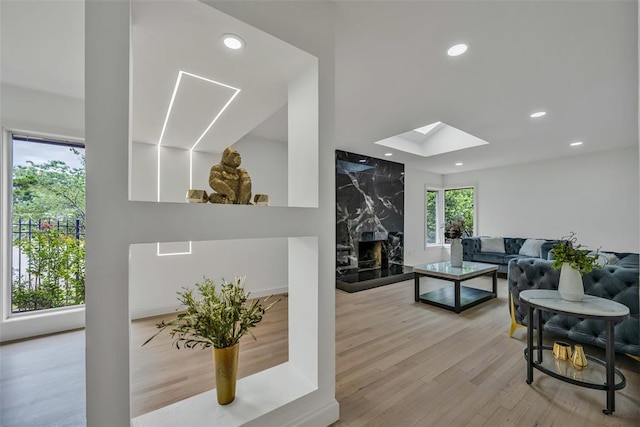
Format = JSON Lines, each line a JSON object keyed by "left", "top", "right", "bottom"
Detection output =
{"left": 8, "top": 133, "right": 86, "bottom": 314}
{"left": 425, "top": 186, "right": 475, "bottom": 246}
{"left": 425, "top": 189, "right": 439, "bottom": 244}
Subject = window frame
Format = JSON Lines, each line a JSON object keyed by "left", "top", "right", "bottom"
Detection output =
{"left": 1, "top": 128, "right": 86, "bottom": 340}
{"left": 424, "top": 184, "right": 477, "bottom": 248}
{"left": 425, "top": 186, "right": 444, "bottom": 247}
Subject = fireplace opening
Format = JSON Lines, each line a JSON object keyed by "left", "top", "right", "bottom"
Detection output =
{"left": 358, "top": 240, "right": 388, "bottom": 271}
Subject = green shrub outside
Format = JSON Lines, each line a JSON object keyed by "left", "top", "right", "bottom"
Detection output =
{"left": 12, "top": 222, "right": 85, "bottom": 312}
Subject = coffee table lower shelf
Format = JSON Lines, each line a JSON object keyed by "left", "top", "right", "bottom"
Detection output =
{"left": 418, "top": 286, "right": 495, "bottom": 313}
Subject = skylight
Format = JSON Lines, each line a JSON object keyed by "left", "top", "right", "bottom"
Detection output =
{"left": 414, "top": 121, "right": 442, "bottom": 135}
{"left": 374, "top": 121, "right": 489, "bottom": 158}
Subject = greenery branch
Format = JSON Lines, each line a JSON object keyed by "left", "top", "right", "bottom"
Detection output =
{"left": 143, "top": 277, "right": 279, "bottom": 350}
{"left": 551, "top": 232, "right": 599, "bottom": 275}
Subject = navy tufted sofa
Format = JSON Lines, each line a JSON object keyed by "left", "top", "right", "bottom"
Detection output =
{"left": 462, "top": 237, "right": 557, "bottom": 274}
{"left": 508, "top": 255, "right": 639, "bottom": 357}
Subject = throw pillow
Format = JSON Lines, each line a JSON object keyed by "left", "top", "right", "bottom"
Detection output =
{"left": 590, "top": 252, "right": 619, "bottom": 267}
{"left": 519, "top": 239, "right": 546, "bottom": 258}
{"left": 480, "top": 237, "right": 505, "bottom": 253}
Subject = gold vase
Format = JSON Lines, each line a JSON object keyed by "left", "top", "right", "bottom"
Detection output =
{"left": 213, "top": 343, "right": 239, "bottom": 405}
{"left": 552, "top": 341, "right": 572, "bottom": 361}
{"left": 571, "top": 344, "right": 588, "bottom": 370}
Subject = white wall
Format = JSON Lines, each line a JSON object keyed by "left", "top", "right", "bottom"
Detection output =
{"left": 0, "top": 84, "right": 84, "bottom": 139}
{"left": 403, "top": 167, "right": 446, "bottom": 266}
{"left": 234, "top": 134, "right": 288, "bottom": 206}
{"left": 130, "top": 238, "right": 288, "bottom": 319}
{"left": 0, "top": 84, "right": 85, "bottom": 342}
{"left": 444, "top": 147, "right": 639, "bottom": 252}
{"left": 131, "top": 138, "right": 287, "bottom": 205}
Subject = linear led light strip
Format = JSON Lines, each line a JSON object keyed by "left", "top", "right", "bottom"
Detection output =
{"left": 156, "top": 70, "right": 241, "bottom": 201}
{"left": 155, "top": 71, "right": 240, "bottom": 256}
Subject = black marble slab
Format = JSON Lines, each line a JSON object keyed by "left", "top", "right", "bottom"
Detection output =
{"left": 336, "top": 150, "right": 405, "bottom": 286}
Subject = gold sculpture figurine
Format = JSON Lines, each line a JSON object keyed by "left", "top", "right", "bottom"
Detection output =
{"left": 209, "top": 147, "right": 252, "bottom": 204}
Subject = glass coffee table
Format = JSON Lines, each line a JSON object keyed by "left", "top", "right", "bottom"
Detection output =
{"left": 413, "top": 261, "right": 498, "bottom": 313}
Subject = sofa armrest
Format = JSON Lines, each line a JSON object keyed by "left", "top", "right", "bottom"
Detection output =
{"left": 462, "top": 237, "right": 481, "bottom": 261}
{"left": 541, "top": 241, "right": 558, "bottom": 260}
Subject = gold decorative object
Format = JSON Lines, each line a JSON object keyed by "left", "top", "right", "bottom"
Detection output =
{"left": 571, "top": 344, "right": 588, "bottom": 370}
{"left": 209, "top": 147, "right": 252, "bottom": 204}
{"left": 186, "top": 189, "right": 208, "bottom": 203}
{"left": 554, "top": 359, "right": 570, "bottom": 377}
{"left": 213, "top": 343, "right": 239, "bottom": 405}
{"left": 552, "top": 341, "right": 572, "bottom": 361}
{"left": 253, "top": 193, "right": 269, "bottom": 206}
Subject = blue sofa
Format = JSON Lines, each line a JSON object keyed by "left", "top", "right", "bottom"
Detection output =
{"left": 462, "top": 237, "right": 557, "bottom": 274}
{"left": 508, "top": 254, "right": 639, "bottom": 358}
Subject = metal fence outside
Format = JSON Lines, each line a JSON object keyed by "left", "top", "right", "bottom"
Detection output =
{"left": 11, "top": 217, "right": 85, "bottom": 312}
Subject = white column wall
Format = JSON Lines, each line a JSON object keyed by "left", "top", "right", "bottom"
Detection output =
{"left": 444, "top": 147, "right": 640, "bottom": 252}
{"left": 288, "top": 65, "right": 319, "bottom": 208}
{"left": 86, "top": 1, "right": 337, "bottom": 425}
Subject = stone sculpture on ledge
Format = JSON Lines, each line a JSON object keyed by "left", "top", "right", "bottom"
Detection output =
{"left": 209, "top": 146, "right": 252, "bottom": 204}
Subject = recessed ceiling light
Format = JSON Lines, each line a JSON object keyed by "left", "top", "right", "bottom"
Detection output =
{"left": 384, "top": 153, "right": 393, "bottom": 157}
{"left": 570, "top": 141, "right": 583, "bottom": 146}
{"left": 530, "top": 111, "right": 546, "bottom": 118}
{"left": 455, "top": 162, "right": 463, "bottom": 166}
{"left": 222, "top": 34, "right": 244, "bottom": 50}
{"left": 447, "top": 43, "right": 468, "bottom": 57}
{"left": 359, "top": 159, "right": 367, "bottom": 163}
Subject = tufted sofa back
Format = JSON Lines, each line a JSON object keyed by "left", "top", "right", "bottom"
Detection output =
{"left": 508, "top": 257, "right": 639, "bottom": 356}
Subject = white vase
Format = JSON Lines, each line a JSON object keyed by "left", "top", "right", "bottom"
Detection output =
{"left": 450, "top": 238, "right": 463, "bottom": 267}
{"left": 558, "top": 262, "right": 584, "bottom": 301}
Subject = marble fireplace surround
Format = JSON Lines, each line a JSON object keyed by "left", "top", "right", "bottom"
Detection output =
{"left": 336, "top": 150, "right": 411, "bottom": 291}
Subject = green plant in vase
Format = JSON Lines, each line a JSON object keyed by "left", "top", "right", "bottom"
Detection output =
{"left": 551, "top": 232, "right": 599, "bottom": 301}
{"left": 143, "top": 277, "right": 278, "bottom": 404}
{"left": 551, "top": 232, "right": 599, "bottom": 274}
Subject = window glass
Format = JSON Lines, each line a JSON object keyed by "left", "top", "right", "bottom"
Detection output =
{"left": 444, "top": 187, "right": 474, "bottom": 243}
{"left": 11, "top": 135, "right": 86, "bottom": 313}
{"left": 425, "top": 190, "right": 438, "bottom": 244}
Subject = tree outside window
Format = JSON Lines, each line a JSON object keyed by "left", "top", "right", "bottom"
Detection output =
{"left": 425, "top": 186, "right": 475, "bottom": 245}
{"left": 444, "top": 187, "right": 474, "bottom": 243}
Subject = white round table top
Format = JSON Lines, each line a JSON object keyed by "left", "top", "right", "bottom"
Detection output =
{"left": 520, "top": 289, "right": 630, "bottom": 319}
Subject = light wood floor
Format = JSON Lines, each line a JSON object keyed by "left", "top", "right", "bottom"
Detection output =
{"left": 1, "top": 276, "right": 639, "bottom": 426}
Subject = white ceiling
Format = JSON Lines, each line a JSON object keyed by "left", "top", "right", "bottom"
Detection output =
{"left": 131, "top": 0, "right": 314, "bottom": 152}
{"left": 1, "top": 1, "right": 637, "bottom": 172}
{"left": 334, "top": 1, "right": 638, "bottom": 174}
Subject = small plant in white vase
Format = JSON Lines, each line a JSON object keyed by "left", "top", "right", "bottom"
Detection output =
{"left": 551, "top": 232, "right": 599, "bottom": 301}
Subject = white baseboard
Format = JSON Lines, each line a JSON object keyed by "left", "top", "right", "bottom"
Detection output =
{"left": 283, "top": 399, "right": 340, "bottom": 427}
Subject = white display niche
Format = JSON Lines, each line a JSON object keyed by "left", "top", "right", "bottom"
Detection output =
{"left": 130, "top": 236, "right": 319, "bottom": 426}
{"left": 129, "top": 0, "right": 318, "bottom": 208}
